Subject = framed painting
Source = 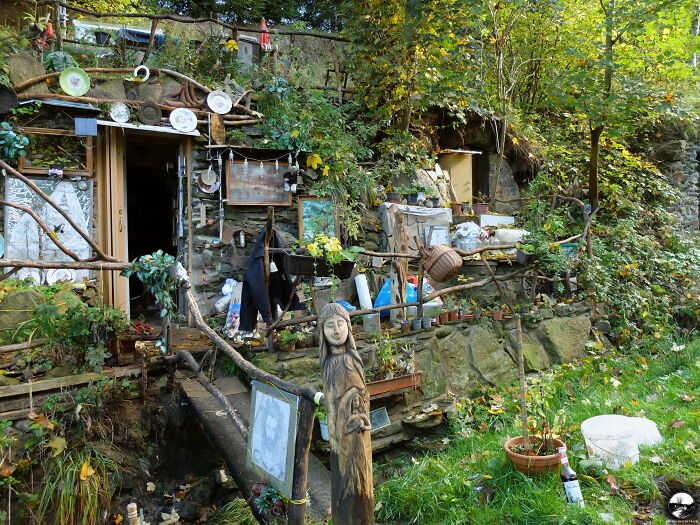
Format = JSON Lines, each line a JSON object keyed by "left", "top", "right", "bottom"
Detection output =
{"left": 226, "top": 160, "right": 292, "bottom": 206}
{"left": 18, "top": 127, "right": 94, "bottom": 177}
{"left": 247, "top": 381, "right": 299, "bottom": 497}
{"left": 298, "top": 196, "right": 338, "bottom": 242}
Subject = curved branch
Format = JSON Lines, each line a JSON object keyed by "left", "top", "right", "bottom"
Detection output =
{"left": 0, "top": 160, "right": 118, "bottom": 262}
{"left": 0, "top": 201, "right": 81, "bottom": 261}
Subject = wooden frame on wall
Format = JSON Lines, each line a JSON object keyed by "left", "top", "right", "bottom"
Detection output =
{"left": 298, "top": 195, "right": 338, "bottom": 241}
{"left": 18, "top": 127, "right": 94, "bottom": 177}
{"left": 226, "top": 160, "right": 292, "bottom": 206}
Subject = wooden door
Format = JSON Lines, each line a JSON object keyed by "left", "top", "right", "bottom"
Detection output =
{"left": 96, "top": 127, "right": 128, "bottom": 313}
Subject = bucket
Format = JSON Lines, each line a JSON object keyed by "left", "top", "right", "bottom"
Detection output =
{"left": 580, "top": 414, "right": 639, "bottom": 469}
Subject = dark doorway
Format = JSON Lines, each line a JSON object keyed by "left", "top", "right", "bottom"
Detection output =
{"left": 125, "top": 133, "right": 180, "bottom": 319}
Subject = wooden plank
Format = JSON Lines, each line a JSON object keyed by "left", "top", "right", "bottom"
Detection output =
{"left": 0, "top": 363, "right": 143, "bottom": 399}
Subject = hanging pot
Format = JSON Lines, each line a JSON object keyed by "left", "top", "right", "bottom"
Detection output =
{"left": 420, "top": 244, "right": 463, "bottom": 282}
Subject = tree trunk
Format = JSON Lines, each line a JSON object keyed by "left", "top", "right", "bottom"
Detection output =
{"left": 589, "top": 125, "right": 604, "bottom": 211}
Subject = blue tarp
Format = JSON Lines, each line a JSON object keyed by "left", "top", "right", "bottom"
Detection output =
{"left": 117, "top": 28, "right": 175, "bottom": 48}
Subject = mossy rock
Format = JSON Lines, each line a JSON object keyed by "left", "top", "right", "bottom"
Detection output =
{"left": 0, "top": 290, "right": 45, "bottom": 333}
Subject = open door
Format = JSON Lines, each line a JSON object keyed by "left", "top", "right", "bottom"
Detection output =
{"left": 97, "top": 126, "right": 128, "bottom": 312}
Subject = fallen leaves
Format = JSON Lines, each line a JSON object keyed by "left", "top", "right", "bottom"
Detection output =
{"left": 678, "top": 393, "right": 696, "bottom": 402}
{"left": 79, "top": 461, "right": 95, "bottom": 481}
{"left": 28, "top": 412, "right": 55, "bottom": 431}
{"left": 47, "top": 436, "right": 67, "bottom": 456}
{"left": 668, "top": 419, "right": 686, "bottom": 429}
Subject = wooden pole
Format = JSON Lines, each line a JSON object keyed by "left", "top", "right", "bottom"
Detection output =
{"left": 515, "top": 313, "right": 530, "bottom": 448}
{"left": 331, "top": 43, "right": 343, "bottom": 104}
{"left": 0, "top": 259, "right": 129, "bottom": 270}
{"left": 287, "top": 397, "right": 315, "bottom": 525}
{"left": 141, "top": 19, "right": 158, "bottom": 64}
{"left": 263, "top": 207, "right": 275, "bottom": 352}
{"left": 53, "top": 1, "right": 62, "bottom": 50}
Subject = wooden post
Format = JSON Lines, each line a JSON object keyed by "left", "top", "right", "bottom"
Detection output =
{"left": 263, "top": 206, "right": 275, "bottom": 352}
{"left": 141, "top": 19, "right": 159, "bottom": 65}
{"left": 53, "top": 1, "right": 62, "bottom": 50}
{"left": 331, "top": 43, "right": 343, "bottom": 104}
{"left": 287, "top": 397, "right": 316, "bottom": 525}
{"left": 515, "top": 313, "right": 529, "bottom": 447}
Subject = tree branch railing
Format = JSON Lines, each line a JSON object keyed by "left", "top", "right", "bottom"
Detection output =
{"left": 12, "top": 0, "right": 350, "bottom": 43}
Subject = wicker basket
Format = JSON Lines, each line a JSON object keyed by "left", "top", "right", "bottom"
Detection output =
{"left": 420, "top": 244, "right": 463, "bottom": 282}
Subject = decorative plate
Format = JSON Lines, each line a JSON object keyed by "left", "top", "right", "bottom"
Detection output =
{"left": 59, "top": 67, "right": 90, "bottom": 96}
{"left": 77, "top": 179, "right": 90, "bottom": 191}
{"left": 169, "top": 108, "right": 198, "bottom": 132}
{"left": 138, "top": 101, "right": 162, "bottom": 125}
{"left": 207, "top": 90, "right": 233, "bottom": 114}
{"left": 109, "top": 102, "right": 130, "bottom": 123}
{"left": 198, "top": 175, "right": 221, "bottom": 194}
{"left": 46, "top": 268, "right": 75, "bottom": 285}
{"left": 200, "top": 166, "right": 217, "bottom": 185}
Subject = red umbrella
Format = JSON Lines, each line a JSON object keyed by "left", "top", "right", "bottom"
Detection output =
{"left": 259, "top": 18, "right": 271, "bottom": 52}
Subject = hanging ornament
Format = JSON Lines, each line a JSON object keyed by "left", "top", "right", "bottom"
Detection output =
{"left": 287, "top": 153, "right": 292, "bottom": 168}
{"left": 243, "top": 158, "right": 248, "bottom": 176}
{"left": 259, "top": 161, "right": 264, "bottom": 177}
{"left": 275, "top": 159, "right": 279, "bottom": 175}
{"left": 229, "top": 149, "right": 233, "bottom": 162}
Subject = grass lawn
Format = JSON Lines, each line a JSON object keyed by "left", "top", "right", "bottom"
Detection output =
{"left": 374, "top": 337, "right": 700, "bottom": 524}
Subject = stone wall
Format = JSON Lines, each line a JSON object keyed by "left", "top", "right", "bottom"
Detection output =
{"left": 251, "top": 300, "right": 602, "bottom": 451}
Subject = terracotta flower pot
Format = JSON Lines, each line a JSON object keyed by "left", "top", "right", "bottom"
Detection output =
{"left": 472, "top": 203, "right": 490, "bottom": 215}
{"left": 448, "top": 310, "right": 459, "bottom": 322}
{"left": 366, "top": 372, "right": 422, "bottom": 397}
{"left": 492, "top": 310, "right": 504, "bottom": 321}
{"left": 400, "top": 320, "right": 411, "bottom": 334}
{"left": 439, "top": 312, "right": 449, "bottom": 324}
{"left": 503, "top": 436, "right": 564, "bottom": 475}
{"left": 450, "top": 202, "right": 463, "bottom": 215}
{"left": 279, "top": 343, "right": 295, "bottom": 352}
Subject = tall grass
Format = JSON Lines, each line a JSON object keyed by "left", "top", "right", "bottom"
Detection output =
{"left": 210, "top": 499, "right": 257, "bottom": 525}
{"left": 36, "top": 447, "right": 117, "bottom": 525}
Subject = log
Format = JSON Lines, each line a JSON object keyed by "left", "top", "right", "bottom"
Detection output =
{"left": 176, "top": 349, "right": 248, "bottom": 439}
{"left": 0, "top": 339, "right": 49, "bottom": 353}
{"left": 287, "top": 397, "right": 315, "bottom": 525}
{"left": 0, "top": 259, "right": 130, "bottom": 270}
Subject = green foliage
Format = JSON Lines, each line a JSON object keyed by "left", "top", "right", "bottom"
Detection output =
{"left": 277, "top": 329, "right": 305, "bottom": 347}
{"left": 121, "top": 250, "right": 177, "bottom": 352}
{"left": 0, "top": 122, "right": 30, "bottom": 163}
{"left": 42, "top": 51, "right": 77, "bottom": 72}
{"left": 257, "top": 84, "right": 378, "bottom": 239}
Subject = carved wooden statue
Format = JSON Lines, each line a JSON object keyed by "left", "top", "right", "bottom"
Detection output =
{"left": 318, "top": 303, "right": 374, "bottom": 525}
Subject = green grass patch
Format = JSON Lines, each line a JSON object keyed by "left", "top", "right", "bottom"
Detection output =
{"left": 375, "top": 338, "right": 700, "bottom": 524}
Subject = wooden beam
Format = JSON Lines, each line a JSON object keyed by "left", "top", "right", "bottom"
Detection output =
{"left": 0, "top": 259, "right": 129, "bottom": 270}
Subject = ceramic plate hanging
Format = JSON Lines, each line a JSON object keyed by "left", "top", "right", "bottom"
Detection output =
{"left": 109, "top": 102, "right": 130, "bottom": 123}
{"left": 206, "top": 90, "right": 233, "bottom": 114}
{"left": 198, "top": 175, "right": 221, "bottom": 194}
{"left": 46, "top": 268, "right": 75, "bottom": 285}
{"left": 138, "top": 101, "right": 162, "bottom": 125}
{"left": 59, "top": 67, "right": 90, "bottom": 96}
{"left": 77, "top": 179, "right": 90, "bottom": 191}
{"left": 200, "top": 166, "right": 217, "bottom": 185}
{"left": 169, "top": 108, "right": 197, "bottom": 132}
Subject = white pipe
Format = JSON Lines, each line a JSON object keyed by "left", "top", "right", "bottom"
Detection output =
{"left": 354, "top": 274, "right": 373, "bottom": 309}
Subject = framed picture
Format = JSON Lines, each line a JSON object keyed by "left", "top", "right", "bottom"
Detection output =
{"left": 226, "top": 160, "right": 292, "bottom": 206}
{"left": 298, "top": 196, "right": 337, "bottom": 242}
{"left": 18, "top": 127, "right": 94, "bottom": 177}
{"left": 247, "top": 381, "right": 299, "bottom": 497}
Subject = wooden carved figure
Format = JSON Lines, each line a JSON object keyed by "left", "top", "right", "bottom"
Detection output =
{"left": 318, "top": 303, "right": 374, "bottom": 525}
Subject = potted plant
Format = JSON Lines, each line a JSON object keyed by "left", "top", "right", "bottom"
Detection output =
{"left": 438, "top": 307, "right": 450, "bottom": 324}
{"left": 422, "top": 316, "right": 432, "bottom": 329}
{"left": 397, "top": 184, "right": 419, "bottom": 205}
{"left": 386, "top": 185, "right": 401, "bottom": 203}
{"left": 410, "top": 317, "right": 422, "bottom": 331}
{"left": 277, "top": 329, "right": 304, "bottom": 351}
{"left": 444, "top": 297, "right": 459, "bottom": 321}
{"left": 399, "top": 319, "right": 412, "bottom": 334}
{"left": 472, "top": 193, "right": 490, "bottom": 215}
{"left": 503, "top": 313, "right": 564, "bottom": 474}
{"left": 283, "top": 234, "right": 363, "bottom": 279}
{"left": 450, "top": 202, "right": 464, "bottom": 215}
{"left": 366, "top": 340, "right": 422, "bottom": 397}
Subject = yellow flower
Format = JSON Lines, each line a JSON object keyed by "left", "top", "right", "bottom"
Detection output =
{"left": 307, "top": 243, "right": 321, "bottom": 257}
{"left": 224, "top": 39, "right": 238, "bottom": 51}
{"left": 322, "top": 165, "right": 330, "bottom": 176}
{"left": 307, "top": 153, "right": 323, "bottom": 170}
{"left": 290, "top": 129, "right": 300, "bottom": 138}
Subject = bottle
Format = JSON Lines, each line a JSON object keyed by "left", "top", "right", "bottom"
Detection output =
{"left": 558, "top": 447, "right": 584, "bottom": 507}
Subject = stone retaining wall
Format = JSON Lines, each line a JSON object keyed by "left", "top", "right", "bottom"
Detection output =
{"left": 252, "top": 300, "right": 603, "bottom": 451}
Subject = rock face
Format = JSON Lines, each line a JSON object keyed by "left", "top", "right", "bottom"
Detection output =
{"left": 252, "top": 303, "right": 595, "bottom": 451}
{"left": 7, "top": 54, "right": 48, "bottom": 95}
{"left": 535, "top": 315, "right": 592, "bottom": 364}
{"left": 488, "top": 154, "right": 521, "bottom": 215}
{"left": 466, "top": 325, "right": 517, "bottom": 386}
{"left": 0, "top": 290, "right": 45, "bottom": 334}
